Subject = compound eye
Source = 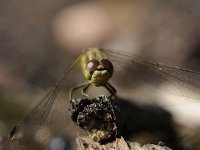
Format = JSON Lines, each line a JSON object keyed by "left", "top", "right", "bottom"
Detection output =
{"left": 100, "top": 59, "right": 113, "bottom": 71}
{"left": 86, "top": 59, "right": 100, "bottom": 72}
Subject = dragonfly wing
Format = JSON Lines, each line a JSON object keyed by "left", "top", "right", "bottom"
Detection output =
{"left": 4, "top": 54, "right": 81, "bottom": 150}
{"left": 5, "top": 88, "right": 58, "bottom": 150}
{"left": 104, "top": 49, "right": 200, "bottom": 100}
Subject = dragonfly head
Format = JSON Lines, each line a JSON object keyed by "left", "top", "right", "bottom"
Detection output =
{"left": 85, "top": 59, "right": 113, "bottom": 86}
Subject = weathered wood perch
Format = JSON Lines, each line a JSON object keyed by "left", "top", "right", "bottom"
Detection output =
{"left": 69, "top": 95, "right": 176, "bottom": 150}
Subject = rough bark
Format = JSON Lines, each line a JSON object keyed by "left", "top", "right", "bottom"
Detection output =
{"left": 76, "top": 136, "right": 172, "bottom": 150}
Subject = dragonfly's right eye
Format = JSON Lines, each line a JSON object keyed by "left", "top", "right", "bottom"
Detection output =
{"left": 86, "top": 59, "right": 100, "bottom": 72}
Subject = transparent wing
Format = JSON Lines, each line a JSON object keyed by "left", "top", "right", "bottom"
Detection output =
{"left": 104, "top": 49, "right": 200, "bottom": 100}
{"left": 4, "top": 53, "right": 82, "bottom": 150}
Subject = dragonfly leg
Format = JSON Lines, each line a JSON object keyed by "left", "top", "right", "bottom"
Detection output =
{"left": 104, "top": 83, "right": 117, "bottom": 98}
{"left": 69, "top": 82, "right": 89, "bottom": 100}
{"left": 82, "top": 83, "right": 91, "bottom": 97}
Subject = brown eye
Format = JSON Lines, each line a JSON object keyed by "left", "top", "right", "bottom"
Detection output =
{"left": 86, "top": 59, "right": 100, "bottom": 71}
{"left": 100, "top": 59, "right": 113, "bottom": 71}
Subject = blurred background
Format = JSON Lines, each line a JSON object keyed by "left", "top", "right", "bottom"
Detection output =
{"left": 0, "top": 0, "right": 200, "bottom": 149}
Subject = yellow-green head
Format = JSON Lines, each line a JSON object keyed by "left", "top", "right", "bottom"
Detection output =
{"left": 84, "top": 59, "right": 113, "bottom": 86}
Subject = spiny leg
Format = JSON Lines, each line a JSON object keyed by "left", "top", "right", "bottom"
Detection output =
{"left": 82, "top": 83, "right": 91, "bottom": 98}
{"left": 69, "top": 82, "right": 89, "bottom": 100}
{"left": 104, "top": 83, "right": 117, "bottom": 98}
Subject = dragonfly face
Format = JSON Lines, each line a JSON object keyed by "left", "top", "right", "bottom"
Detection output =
{"left": 85, "top": 59, "right": 113, "bottom": 86}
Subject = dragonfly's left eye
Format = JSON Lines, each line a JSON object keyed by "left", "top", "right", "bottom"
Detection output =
{"left": 100, "top": 59, "right": 113, "bottom": 72}
{"left": 86, "top": 59, "right": 100, "bottom": 72}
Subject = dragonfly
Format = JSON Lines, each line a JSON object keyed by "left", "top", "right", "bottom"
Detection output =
{"left": 69, "top": 48, "right": 116, "bottom": 99}
{"left": 4, "top": 47, "right": 200, "bottom": 150}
